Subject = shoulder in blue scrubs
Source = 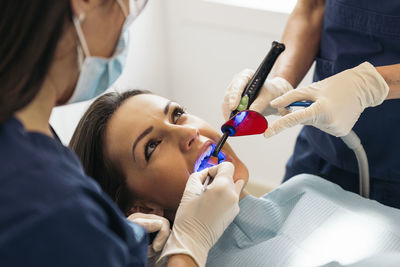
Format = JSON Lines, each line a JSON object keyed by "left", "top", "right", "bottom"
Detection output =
{"left": 283, "top": 0, "right": 400, "bottom": 208}
{"left": 0, "top": 117, "right": 147, "bottom": 266}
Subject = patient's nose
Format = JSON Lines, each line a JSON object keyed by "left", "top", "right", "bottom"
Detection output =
{"left": 178, "top": 126, "right": 199, "bottom": 153}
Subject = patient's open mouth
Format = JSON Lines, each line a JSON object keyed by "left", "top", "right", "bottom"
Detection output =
{"left": 194, "top": 144, "right": 226, "bottom": 172}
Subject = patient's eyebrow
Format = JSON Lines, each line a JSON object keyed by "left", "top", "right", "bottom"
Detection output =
{"left": 132, "top": 126, "right": 153, "bottom": 162}
{"left": 164, "top": 101, "right": 172, "bottom": 115}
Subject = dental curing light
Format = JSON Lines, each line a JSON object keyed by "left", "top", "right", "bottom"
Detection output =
{"left": 207, "top": 110, "right": 269, "bottom": 167}
{"left": 229, "top": 41, "right": 286, "bottom": 118}
{"left": 202, "top": 42, "right": 370, "bottom": 197}
{"left": 207, "top": 41, "right": 285, "bottom": 166}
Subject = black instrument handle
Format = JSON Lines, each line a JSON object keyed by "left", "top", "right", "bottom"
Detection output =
{"left": 230, "top": 41, "right": 285, "bottom": 118}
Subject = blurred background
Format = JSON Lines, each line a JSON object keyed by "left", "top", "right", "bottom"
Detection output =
{"left": 51, "top": 0, "right": 314, "bottom": 194}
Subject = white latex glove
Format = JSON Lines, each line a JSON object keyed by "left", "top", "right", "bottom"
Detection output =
{"left": 159, "top": 162, "right": 244, "bottom": 267}
{"left": 222, "top": 69, "right": 293, "bottom": 120}
{"left": 265, "top": 62, "right": 389, "bottom": 138}
{"left": 128, "top": 213, "right": 170, "bottom": 253}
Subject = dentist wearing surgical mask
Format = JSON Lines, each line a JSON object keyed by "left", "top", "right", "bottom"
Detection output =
{"left": 0, "top": 1, "right": 243, "bottom": 266}
{"left": 224, "top": 0, "right": 400, "bottom": 208}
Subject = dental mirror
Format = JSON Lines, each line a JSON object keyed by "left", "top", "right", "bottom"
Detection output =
{"left": 221, "top": 110, "right": 268, "bottom": 137}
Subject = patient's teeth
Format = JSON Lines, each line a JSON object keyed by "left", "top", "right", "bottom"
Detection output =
{"left": 206, "top": 146, "right": 212, "bottom": 156}
{"left": 194, "top": 144, "right": 213, "bottom": 172}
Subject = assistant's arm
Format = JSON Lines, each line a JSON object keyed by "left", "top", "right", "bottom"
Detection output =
{"left": 377, "top": 64, "right": 400, "bottom": 100}
{"left": 272, "top": 0, "right": 325, "bottom": 87}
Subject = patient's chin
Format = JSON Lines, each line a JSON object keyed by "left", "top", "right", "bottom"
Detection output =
{"left": 220, "top": 145, "right": 248, "bottom": 184}
{"left": 233, "top": 168, "right": 249, "bottom": 185}
{"left": 232, "top": 161, "right": 249, "bottom": 185}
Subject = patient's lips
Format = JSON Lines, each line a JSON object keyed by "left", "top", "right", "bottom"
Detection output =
{"left": 193, "top": 143, "right": 226, "bottom": 172}
{"left": 194, "top": 144, "right": 213, "bottom": 172}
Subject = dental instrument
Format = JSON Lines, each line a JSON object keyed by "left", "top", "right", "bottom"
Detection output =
{"left": 207, "top": 41, "right": 286, "bottom": 166}
{"left": 229, "top": 41, "right": 286, "bottom": 119}
{"left": 202, "top": 176, "right": 211, "bottom": 192}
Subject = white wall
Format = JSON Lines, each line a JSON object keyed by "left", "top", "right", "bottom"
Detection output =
{"left": 51, "top": 0, "right": 314, "bottom": 189}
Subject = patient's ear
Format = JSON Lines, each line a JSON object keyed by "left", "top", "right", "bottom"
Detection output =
{"left": 128, "top": 200, "right": 164, "bottom": 217}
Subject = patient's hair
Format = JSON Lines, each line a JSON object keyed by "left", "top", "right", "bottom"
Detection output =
{"left": 70, "top": 89, "right": 150, "bottom": 215}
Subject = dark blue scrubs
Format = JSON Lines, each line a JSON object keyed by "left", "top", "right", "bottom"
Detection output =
{"left": 283, "top": 0, "right": 400, "bottom": 208}
{"left": 0, "top": 118, "right": 147, "bottom": 266}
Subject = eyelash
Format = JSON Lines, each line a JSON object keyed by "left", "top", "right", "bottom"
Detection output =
{"left": 172, "top": 106, "right": 186, "bottom": 124}
{"left": 144, "top": 106, "right": 186, "bottom": 161}
{"left": 144, "top": 140, "right": 161, "bottom": 161}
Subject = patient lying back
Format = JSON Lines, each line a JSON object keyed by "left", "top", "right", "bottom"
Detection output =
{"left": 69, "top": 90, "right": 400, "bottom": 266}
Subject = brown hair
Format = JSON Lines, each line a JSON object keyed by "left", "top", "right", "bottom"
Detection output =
{"left": 0, "top": 1, "right": 71, "bottom": 122}
{"left": 70, "top": 90, "right": 150, "bottom": 214}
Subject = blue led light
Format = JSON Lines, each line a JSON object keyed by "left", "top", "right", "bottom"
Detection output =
{"left": 195, "top": 144, "right": 226, "bottom": 172}
{"left": 196, "top": 158, "right": 215, "bottom": 172}
{"left": 234, "top": 111, "right": 247, "bottom": 125}
{"left": 217, "top": 151, "right": 226, "bottom": 162}
{"left": 222, "top": 125, "right": 236, "bottom": 136}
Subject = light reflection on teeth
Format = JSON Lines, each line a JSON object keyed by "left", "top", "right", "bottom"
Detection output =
{"left": 194, "top": 145, "right": 213, "bottom": 172}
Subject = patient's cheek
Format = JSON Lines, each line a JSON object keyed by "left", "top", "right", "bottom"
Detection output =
{"left": 153, "top": 174, "right": 188, "bottom": 211}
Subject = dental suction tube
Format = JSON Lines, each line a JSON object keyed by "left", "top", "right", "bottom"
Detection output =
{"left": 288, "top": 102, "right": 370, "bottom": 198}
{"left": 341, "top": 131, "right": 370, "bottom": 198}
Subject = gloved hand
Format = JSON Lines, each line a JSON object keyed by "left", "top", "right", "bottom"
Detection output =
{"left": 159, "top": 162, "right": 244, "bottom": 267}
{"left": 222, "top": 69, "right": 293, "bottom": 120}
{"left": 265, "top": 62, "right": 389, "bottom": 138}
{"left": 127, "top": 212, "right": 170, "bottom": 253}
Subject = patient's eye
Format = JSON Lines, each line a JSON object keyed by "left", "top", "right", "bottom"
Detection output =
{"left": 145, "top": 140, "right": 161, "bottom": 161}
{"left": 172, "top": 106, "right": 186, "bottom": 124}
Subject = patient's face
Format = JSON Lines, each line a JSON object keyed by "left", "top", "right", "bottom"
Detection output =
{"left": 105, "top": 94, "right": 249, "bottom": 216}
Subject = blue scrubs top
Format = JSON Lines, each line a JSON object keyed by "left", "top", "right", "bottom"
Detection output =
{"left": 284, "top": 0, "right": 400, "bottom": 208}
{"left": 0, "top": 118, "right": 147, "bottom": 266}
